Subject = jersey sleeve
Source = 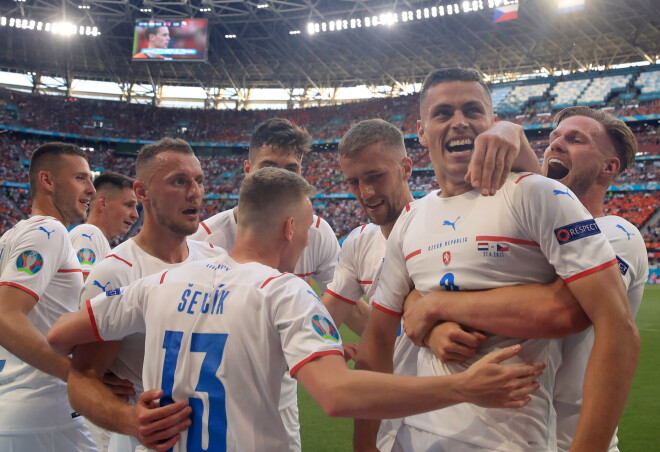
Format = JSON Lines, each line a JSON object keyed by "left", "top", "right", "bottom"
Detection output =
{"left": 79, "top": 255, "right": 131, "bottom": 307}
{"left": 266, "top": 275, "right": 344, "bottom": 377}
{"left": 87, "top": 273, "right": 159, "bottom": 341}
{"left": 0, "top": 220, "right": 71, "bottom": 301}
{"left": 69, "top": 226, "right": 111, "bottom": 275}
{"left": 307, "top": 217, "right": 340, "bottom": 293}
{"left": 326, "top": 228, "right": 363, "bottom": 305}
{"left": 371, "top": 210, "right": 415, "bottom": 317}
{"left": 511, "top": 176, "right": 616, "bottom": 282}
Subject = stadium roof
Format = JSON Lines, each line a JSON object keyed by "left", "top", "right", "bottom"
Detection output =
{"left": 0, "top": 0, "right": 658, "bottom": 92}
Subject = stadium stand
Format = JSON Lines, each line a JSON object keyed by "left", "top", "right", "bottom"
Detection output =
{"left": 576, "top": 71, "right": 634, "bottom": 105}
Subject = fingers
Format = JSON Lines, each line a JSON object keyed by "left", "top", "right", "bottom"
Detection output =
{"left": 144, "top": 433, "right": 182, "bottom": 452}
{"left": 137, "top": 388, "right": 164, "bottom": 406}
{"left": 138, "top": 400, "right": 191, "bottom": 424}
{"left": 482, "top": 344, "right": 522, "bottom": 364}
{"left": 342, "top": 343, "right": 359, "bottom": 362}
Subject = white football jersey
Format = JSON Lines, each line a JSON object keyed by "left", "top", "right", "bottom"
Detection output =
{"left": 193, "top": 208, "right": 340, "bottom": 292}
{"left": 69, "top": 223, "right": 111, "bottom": 276}
{"left": 193, "top": 207, "right": 340, "bottom": 415}
{"left": 327, "top": 222, "right": 419, "bottom": 444}
{"left": 80, "top": 238, "right": 225, "bottom": 393}
{"left": 555, "top": 215, "right": 648, "bottom": 452}
{"left": 0, "top": 216, "right": 85, "bottom": 432}
{"left": 86, "top": 255, "right": 344, "bottom": 452}
{"left": 374, "top": 173, "right": 617, "bottom": 451}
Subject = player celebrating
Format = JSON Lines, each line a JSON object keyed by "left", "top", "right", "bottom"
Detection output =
{"left": 48, "top": 167, "right": 546, "bottom": 452}
{"left": 355, "top": 68, "right": 639, "bottom": 452}
{"left": 403, "top": 106, "right": 648, "bottom": 451}
{"left": 69, "top": 171, "right": 138, "bottom": 279}
{"left": 0, "top": 142, "right": 97, "bottom": 451}
{"left": 326, "top": 117, "right": 540, "bottom": 450}
{"left": 67, "top": 138, "right": 224, "bottom": 452}
{"left": 191, "top": 117, "right": 340, "bottom": 451}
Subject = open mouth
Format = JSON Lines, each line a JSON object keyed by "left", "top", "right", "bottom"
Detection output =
{"left": 446, "top": 138, "right": 474, "bottom": 154}
{"left": 546, "top": 158, "right": 569, "bottom": 180}
{"left": 363, "top": 200, "right": 384, "bottom": 210}
{"left": 182, "top": 208, "right": 199, "bottom": 216}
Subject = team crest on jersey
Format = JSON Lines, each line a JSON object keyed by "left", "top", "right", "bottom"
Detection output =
{"left": 77, "top": 248, "right": 97, "bottom": 265}
{"left": 442, "top": 251, "right": 451, "bottom": 266}
{"left": 311, "top": 315, "right": 340, "bottom": 342}
{"left": 554, "top": 219, "right": 600, "bottom": 245}
{"left": 16, "top": 250, "right": 43, "bottom": 275}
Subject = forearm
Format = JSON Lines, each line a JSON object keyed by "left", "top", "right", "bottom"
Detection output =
{"left": 0, "top": 312, "right": 70, "bottom": 381}
{"left": 321, "top": 292, "right": 354, "bottom": 328}
{"left": 512, "top": 126, "right": 541, "bottom": 173}
{"left": 425, "top": 283, "right": 588, "bottom": 338}
{"left": 571, "top": 318, "right": 639, "bottom": 451}
{"left": 343, "top": 299, "right": 369, "bottom": 336}
{"left": 68, "top": 364, "right": 138, "bottom": 437}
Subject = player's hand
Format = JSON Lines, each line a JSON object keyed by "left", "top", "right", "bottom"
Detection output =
{"left": 133, "top": 389, "right": 192, "bottom": 451}
{"left": 466, "top": 121, "right": 522, "bottom": 195}
{"left": 425, "top": 322, "right": 487, "bottom": 363}
{"left": 342, "top": 343, "right": 359, "bottom": 362}
{"left": 102, "top": 371, "right": 135, "bottom": 402}
{"left": 457, "top": 344, "right": 545, "bottom": 408}
{"left": 402, "top": 291, "right": 441, "bottom": 346}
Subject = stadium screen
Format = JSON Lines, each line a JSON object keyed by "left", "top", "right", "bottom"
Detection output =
{"left": 132, "top": 19, "right": 208, "bottom": 62}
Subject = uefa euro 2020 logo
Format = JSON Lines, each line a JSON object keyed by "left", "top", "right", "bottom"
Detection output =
{"left": 16, "top": 250, "right": 44, "bottom": 276}
{"left": 77, "top": 248, "right": 97, "bottom": 266}
{"left": 311, "top": 314, "right": 340, "bottom": 342}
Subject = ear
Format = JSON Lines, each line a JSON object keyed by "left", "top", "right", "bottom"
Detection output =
{"left": 401, "top": 156, "right": 413, "bottom": 180}
{"left": 283, "top": 216, "right": 295, "bottom": 243}
{"left": 603, "top": 157, "right": 621, "bottom": 179}
{"left": 96, "top": 194, "right": 107, "bottom": 209}
{"left": 417, "top": 120, "right": 428, "bottom": 148}
{"left": 243, "top": 160, "right": 251, "bottom": 174}
{"left": 133, "top": 181, "right": 147, "bottom": 202}
{"left": 493, "top": 113, "right": 499, "bottom": 122}
{"left": 39, "top": 170, "right": 55, "bottom": 194}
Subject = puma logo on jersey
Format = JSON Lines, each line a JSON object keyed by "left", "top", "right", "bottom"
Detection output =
{"left": 39, "top": 227, "right": 55, "bottom": 239}
{"left": 615, "top": 224, "right": 634, "bottom": 240}
{"left": 82, "top": 233, "right": 94, "bottom": 240}
{"left": 93, "top": 280, "right": 110, "bottom": 291}
{"left": 552, "top": 189, "right": 574, "bottom": 200}
{"left": 442, "top": 216, "right": 460, "bottom": 231}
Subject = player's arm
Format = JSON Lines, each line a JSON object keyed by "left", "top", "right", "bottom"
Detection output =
{"left": 565, "top": 264, "right": 639, "bottom": 452}
{"left": 467, "top": 121, "right": 541, "bottom": 195}
{"left": 47, "top": 306, "right": 99, "bottom": 355}
{"left": 297, "top": 345, "right": 544, "bottom": 419}
{"left": 0, "top": 285, "right": 70, "bottom": 381}
{"left": 353, "top": 307, "right": 401, "bottom": 451}
{"left": 322, "top": 291, "right": 369, "bottom": 335}
{"left": 403, "top": 279, "right": 590, "bottom": 346}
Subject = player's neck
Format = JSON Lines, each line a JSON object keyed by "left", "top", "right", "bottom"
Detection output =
{"left": 579, "top": 189, "right": 606, "bottom": 219}
{"left": 31, "top": 199, "right": 68, "bottom": 227}
{"left": 230, "top": 241, "right": 280, "bottom": 270}
{"left": 86, "top": 212, "right": 112, "bottom": 240}
{"left": 133, "top": 226, "right": 190, "bottom": 264}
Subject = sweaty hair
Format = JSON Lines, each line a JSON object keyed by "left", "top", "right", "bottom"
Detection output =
{"left": 135, "top": 138, "right": 194, "bottom": 176}
{"left": 248, "top": 118, "right": 311, "bottom": 162}
{"left": 29, "top": 142, "right": 87, "bottom": 193}
{"left": 419, "top": 68, "right": 492, "bottom": 113}
{"left": 554, "top": 106, "right": 637, "bottom": 175}
{"left": 238, "top": 167, "right": 316, "bottom": 230}
{"left": 338, "top": 118, "right": 406, "bottom": 159}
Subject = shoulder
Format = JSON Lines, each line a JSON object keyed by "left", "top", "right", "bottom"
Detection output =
{"left": 100, "top": 239, "right": 137, "bottom": 269}
{"left": 187, "top": 238, "right": 227, "bottom": 257}
{"left": 19, "top": 216, "right": 70, "bottom": 249}
{"left": 343, "top": 223, "right": 379, "bottom": 247}
{"left": 200, "top": 209, "right": 235, "bottom": 231}
{"left": 309, "top": 215, "right": 335, "bottom": 237}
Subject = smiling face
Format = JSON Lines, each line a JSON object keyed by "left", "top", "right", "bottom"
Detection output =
{"left": 417, "top": 81, "right": 495, "bottom": 196}
{"left": 138, "top": 150, "right": 205, "bottom": 236}
{"left": 543, "top": 115, "right": 618, "bottom": 199}
{"left": 51, "top": 154, "right": 95, "bottom": 225}
{"left": 340, "top": 141, "right": 412, "bottom": 230}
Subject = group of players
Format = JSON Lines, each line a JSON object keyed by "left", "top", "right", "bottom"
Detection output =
{"left": 0, "top": 67, "right": 648, "bottom": 452}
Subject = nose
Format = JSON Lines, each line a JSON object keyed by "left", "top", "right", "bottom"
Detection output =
{"left": 130, "top": 207, "right": 139, "bottom": 220}
{"left": 188, "top": 180, "right": 204, "bottom": 201}
{"left": 450, "top": 111, "right": 469, "bottom": 131}
{"left": 86, "top": 179, "right": 95, "bottom": 196}
{"left": 359, "top": 182, "right": 375, "bottom": 200}
{"left": 549, "top": 135, "right": 567, "bottom": 153}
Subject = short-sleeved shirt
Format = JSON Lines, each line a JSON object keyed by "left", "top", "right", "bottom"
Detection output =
{"left": 555, "top": 215, "right": 649, "bottom": 452}
{"left": 69, "top": 223, "right": 111, "bottom": 276}
{"left": 86, "top": 255, "right": 344, "bottom": 452}
{"left": 192, "top": 208, "right": 340, "bottom": 292}
{"left": 0, "top": 216, "right": 85, "bottom": 432}
{"left": 326, "top": 222, "right": 419, "bottom": 441}
{"left": 80, "top": 238, "right": 225, "bottom": 394}
{"left": 374, "top": 173, "right": 617, "bottom": 451}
